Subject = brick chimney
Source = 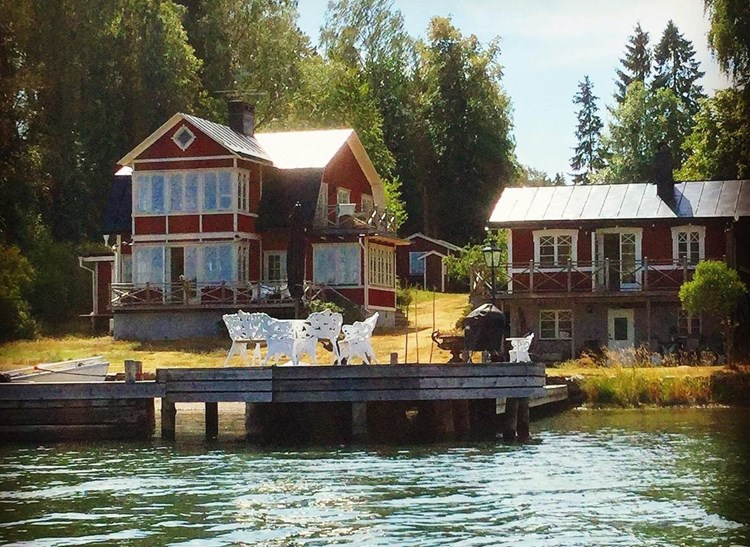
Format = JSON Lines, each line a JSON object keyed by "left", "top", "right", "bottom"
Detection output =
{"left": 227, "top": 100, "right": 255, "bottom": 137}
{"left": 653, "top": 142, "right": 674, "bottom": 204}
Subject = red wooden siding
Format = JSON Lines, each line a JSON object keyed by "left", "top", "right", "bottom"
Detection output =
{"left": 322, "top": 143, "right": 372, "bottom": 204}
{"left": 96, "top": 261, "right": 112, "bottom": 314}
{"left": 168, "top": 215, "right": 200, "bottom": 234}
{"left": 134, "top": 216, "right": 166, "bottom": 235}
{"left": 237, "top": 215, "right": 256, "bottom": 233}
{"left": 368, "top": 288, "right": 395, "bottom": 308}
{"left": 238, "top": 161, "right": 263, "bottom": 213}
{"left": 262, "top": 230, "right": 289, "bottom": 251}
{"left": 202, "top": 214, "right": 233, "bottom": 232}
{"left": 336, "top": 287, "right": 364, "bottom": 304}
{"left": 137, "top": 120, "right": 229, "bottom": 160}
{"left": 133, "top": 159, "right": 234, "bottom": 171}
{"left": 249, "top": 239, "right": 261, "bottom": 280}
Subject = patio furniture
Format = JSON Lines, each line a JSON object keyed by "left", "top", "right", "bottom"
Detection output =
{"left": 508, "top": 333, "right": 534, "bottom": 362}
{"left": 222, "top": 311, "right": 273, "bottom": 366}
{"left": 264, "top": 318, "right": 311, "bottom": 366}
{"left": 295, "top": 309, "right": 344, "bottom": 365}
{"left": 339, "top": 312, "right": 379, "bottom": 365}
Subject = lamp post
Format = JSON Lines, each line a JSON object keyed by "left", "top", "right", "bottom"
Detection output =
{"left": 482, "top": 240, "right": 503, "bottom": 306}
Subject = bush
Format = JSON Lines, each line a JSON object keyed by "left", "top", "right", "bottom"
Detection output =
{"left": 0, "top": 244, "right": 38, "bottom": 341}
{"left": 396, "top": 283, "right": 413, "bottom": 312}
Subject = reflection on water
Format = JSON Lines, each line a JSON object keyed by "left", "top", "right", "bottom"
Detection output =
{"left": 0, "top": 408, "right": 748, "bottom": 546}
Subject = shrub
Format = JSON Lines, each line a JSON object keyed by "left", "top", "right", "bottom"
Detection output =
{"left": 396, "top": 283, "right": 413, "bottom": 312}
{"left": 0, "top": 244, "right": 38, "bottom": 341}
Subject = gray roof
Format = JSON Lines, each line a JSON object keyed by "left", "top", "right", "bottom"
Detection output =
{"left": 488, "top": 180, "right": 750, "bottom": 226}
{"left": 182, "top": 114, "right": 273, "bottom": 164}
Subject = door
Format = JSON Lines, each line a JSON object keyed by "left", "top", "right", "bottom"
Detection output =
{"left": 596, "top": 231, "right": 641, "bottom": 290}
{"left": 608, "top": 308, "right": 634, "bottom": 349}
{"left": 168, "top": 247, "right": 197, "bottom": 303}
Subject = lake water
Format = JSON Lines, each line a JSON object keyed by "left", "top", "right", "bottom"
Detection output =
{"left": 1, "top": 407, "right": 748, "bottom": 546}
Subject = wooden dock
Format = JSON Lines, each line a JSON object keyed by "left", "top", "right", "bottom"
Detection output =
{"left": 1, "top": 363, "right": 564, "bottom": 444}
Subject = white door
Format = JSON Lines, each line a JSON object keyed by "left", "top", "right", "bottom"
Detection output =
{"left": 608, "top": 308, "right": 634, "bottom": 349}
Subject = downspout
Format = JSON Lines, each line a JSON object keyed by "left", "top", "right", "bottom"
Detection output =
{"left": 78, "top": 257, "right": 97, "bottom": 316}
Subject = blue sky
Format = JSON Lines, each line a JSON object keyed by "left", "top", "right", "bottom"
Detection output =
{"left": 296, "top": 0, "right": 730, "bottom": 181}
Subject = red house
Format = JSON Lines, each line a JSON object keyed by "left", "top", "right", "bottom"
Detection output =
{"left": 94, "top": 101, "right": 405, "bottom": 340}
{"left": 483, "top": 176, "right": 750, "bottom": 361}
{"left": 396, "top": 233, "right": 462, "bottom": 291}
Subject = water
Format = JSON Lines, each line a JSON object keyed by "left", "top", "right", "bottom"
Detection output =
{"left": 1, "top": 407, "right": 748, "bottom": 546}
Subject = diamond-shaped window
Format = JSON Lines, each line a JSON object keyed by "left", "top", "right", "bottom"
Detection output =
{"left": 172, "top": 125, "right": 196, "bottom": 151}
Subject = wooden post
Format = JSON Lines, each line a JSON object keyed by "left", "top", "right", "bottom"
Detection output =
{"left": 502, "top": 397, "right": 519, "bottom": 442}
{"left": 517, "top": 398, "right": 530, "bottom": 442}
{"left": 643, "top": 257, "right": 649, "bottom": 290}
{"left": 205, "top": 402, "right": 218, "bottom": 440}
{"left": 529, "top": 260, "right": 534, "bottom": 292}
{"left": 432, "top": 400, "right": 455, "bottom": 440}
{"left": 124, "top": 360, "right": 142, "bottom": 383}
{"left": 352, "top": 402, "right": 368, "bottom": 442}
{"left": 567, "top": 258, "right": 572, "bottom": 292}
{"left": 452, "top": 400, "right": 470, "bottom": 438}
{"left": 245, "top": 402, "right": 263, "bottom": 442}
{"left": 161, "top": 399, "right": 176, "bottom": 441}
{"left": 390, "top": 352, "right": 398, "bottom": 365}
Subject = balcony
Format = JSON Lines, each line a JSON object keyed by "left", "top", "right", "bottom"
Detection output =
{"left": 111, "top": 281, "right": 293, "bottom": 309}
{"left": 470, "top": 258, "right": 718, "bottom": 300}
{"left": 312, "top": 204, "right": 397, "bottom": 236}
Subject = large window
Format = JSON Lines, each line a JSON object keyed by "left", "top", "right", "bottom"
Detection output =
{"left": 540, "top": 310, "right": 572, "bottom": 340}
{"left": 136, "top": 170, "right": 236, "bottom": 214}
{"left": 132, "top": 244, "right": 238, "bottom": 285}
{"left": 369, "top": 244, "right": 395, "bottom": 288}
{"left": 133, "top": 246, "right": 165, "bottom": 284}
{"left": 672, "top": 226, "right": 705, "bottom": 264}
{"left": 264, "top": 251, "right": 287, "bottom": 282}
{"left": 313, "top": 243, "right": 360, "bottom": 286}
{"left": 409, "top": 251, "right": 425, "bottom": 275}
{"left": 204, "top": 244, "right": 233, "bottom": 283}
{"left": 534, "top": 230, "right": 576, "bottom": 266}
{"left": 238, "top": 171, "right": 249, "bottom": 212}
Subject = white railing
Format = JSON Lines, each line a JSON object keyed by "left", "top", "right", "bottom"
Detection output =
{"left": 313, "top": 204, "right": 398, "bottom": 234}
{"left": 111, "top": 280, "right": 292, "bottom": 308}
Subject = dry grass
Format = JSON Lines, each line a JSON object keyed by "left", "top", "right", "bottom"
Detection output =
{"left": 0, "top": 291, "right": 471, "bottom": 373}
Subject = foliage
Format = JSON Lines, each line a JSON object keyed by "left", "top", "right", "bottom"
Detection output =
{"left": 0, "top": 244, "right": 37, "bottom": 341}
{"left": 704, "top": 0, "right": 750, "bottom": 89}
{"left": 600, "top": 81, "right": 690, "bottom": 182}
{"left": 652, "top": 20, "right": 706, "bottom": 116}
{"left": 570, "top": 75, "right": 606, "bottom": 184}
{"left": 306, "top": 298, "right": 345, "bottom": 316}
{"left": 680, "top": 261, "right": 748, "bottom": 363}
{"left": 509, "top": 165, "right": 565, "bottom": 187}
{"left": 396, "top": 283, "right": 414, "bottom": 312}
{"left": 444, "top": 230, "right": 507, "bottom": 287}
{"left": 677, "top": 88, "right": 750, "bottom": 180}
{"left": 614, "top": 23, "right": 651, "bottom": 103}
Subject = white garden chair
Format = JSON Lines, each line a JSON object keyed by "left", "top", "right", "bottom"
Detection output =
{"left": 295, "top": 309, "right": 344, "bottom": 364}
{"left": 508, "top": 333, "right": 534, "bottom": 362}
{"left": 339, "top": 312, "right": 379, "bottom": 365}
{"left": 222, "top": 311, "right": 273, "bottom": 366}
{"left": 264, "top": 319, "right": 311, "bottom": 366}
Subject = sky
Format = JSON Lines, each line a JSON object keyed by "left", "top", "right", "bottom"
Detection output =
{"left": 295, "top": 0, "right": 731, "bottom": 181}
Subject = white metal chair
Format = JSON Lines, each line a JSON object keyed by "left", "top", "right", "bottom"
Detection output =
{"left": 509, "top": 333, "right": 534, "bottom": 362}
{"left": 339, "top": 312, "right": 379, "bottom": 365}
{"left": 222, "top": 311, "right": 273, "bottom": 366}
{"left": 264, "top": 319, "right": 311, "bottom": 366}
{"left": 295, "top": 309, "right": 344, "bottom": 364}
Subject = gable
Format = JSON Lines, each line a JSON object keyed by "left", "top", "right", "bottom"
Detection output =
{"left": 137, "top": 119, "right": 230, "bottom": 160}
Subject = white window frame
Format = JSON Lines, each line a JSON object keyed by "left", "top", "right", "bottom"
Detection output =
{"left": 132, "top": 243, "right": 239, "bottom": 285}
{"left": 671, "top": 225, "right": 705, "bottom": 265}
{"left": 592, "top": 227, "right": 643, "bottom": 290}
{"left": 337, "top": 187, "right": 351, "bottom": 204}
{"left": 134, "top": 169, "right": 240, "bottom": 215}
{"left": 312, "top": 243, "right": 361, "bottom": 287}
{"left": 237, "top": 171, "right": 249, "bottom": 212}
{"left": 368, "top": 243, "right": 395, "bottom": 288}
{"left": 539, "top": 309, "right": 573, "bottom": 340}
{"left": 171, "top": 124, "right": 196, "bottom": 151}
{"left": 409, "top": 251, "right": 426, "bottom": 275}
{"left": 533, "top": 229, "right": 578, "bottom": 267}
{"left": 237, "top": 244, "right": 249, "bottom": 283}
{"left": 264, "top": 250, "right": 287, "bottom": 282}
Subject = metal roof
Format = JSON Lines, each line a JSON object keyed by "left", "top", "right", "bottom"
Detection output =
{"left": 254, "top": 129, "right": 353, "bottom": 169}
{"left": 182, "top": 114, "right": 272, "bottom": 163}
{"left": 488, "top": 180, "right": 750, "bottom": 226}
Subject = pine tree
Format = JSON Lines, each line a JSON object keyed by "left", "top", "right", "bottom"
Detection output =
{"left": 570, "top": 76, "right": 605, "bottom": 184}
{"left": 652, "top": 20, "right": 706, "bottom": 115}
{"left": 615, "top": 23, "right": 651, "bottom": 103}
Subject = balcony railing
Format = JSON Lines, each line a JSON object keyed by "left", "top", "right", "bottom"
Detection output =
{"left": 313, "top": 204, "right": 397, "bottom": 235}
{"left": 470, "top": 257, "right": 720, "bottom": 298}
{"left": 111, "top": 280, "right": 293, "bottom": 308}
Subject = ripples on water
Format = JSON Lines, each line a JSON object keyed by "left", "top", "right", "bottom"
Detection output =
{"left": 1, "top": 408, "right": 748, "bottom": 546}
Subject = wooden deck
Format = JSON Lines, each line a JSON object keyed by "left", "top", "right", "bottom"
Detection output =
{"left": 1, "top": 363, "right": 561, "bottom": 443}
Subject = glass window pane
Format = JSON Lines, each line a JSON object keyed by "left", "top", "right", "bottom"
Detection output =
{"left": 219, "top": 171, "right": 232, "bottom": 209}
{"left": 170, "top": 174, "right": 183, "bottom": 211}
{"left": 136, "top": 176, "right": 149, "bottom": 213}
{"left": 614, "top": 317, "right": 628, "bottom": 340}
{"left": 205, "top": 173, "right": 217, "bottom": 210}
{"left": 151, "top": 176, "right": 165, "bottom": 213}
{"left": 185, "top": 174, "right": 199, "bottom": 212}
{"left": 409, "top": 252, "right": 425, "bottom": 274}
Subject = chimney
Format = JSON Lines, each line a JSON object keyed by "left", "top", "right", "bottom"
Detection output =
{"left": 653, "top": 142, "right": 674, "bottom": 203}
{"left": 227, "top": 100, "right": 255, "bottom": 137}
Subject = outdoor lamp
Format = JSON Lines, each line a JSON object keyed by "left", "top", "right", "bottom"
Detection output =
{"left": 482, "top": 240, "right": 502, "bottom": 305}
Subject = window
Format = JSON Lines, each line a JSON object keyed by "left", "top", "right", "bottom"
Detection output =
{"left": 337, "top": 187, "right": 351, "bottom": 204}
{"left": 409, "top": 251, "right": 425, "bottom": 275}
{"left": 238, "top": 171, "right": 249, "bottom": 212}
{"left": 204, "top": 244, "right": 233, "bottom": 283}
{"left": 120, "top": 255, "right": 132, "bottom": 283}
{"left": 169, "top": 173, "right": 199, "bottom": 213}
{"left": 133, "top": 246, "right": 164, "bottom": 284}
{"left": 368, "top": 244, "right": 395, "bottom": 288}
{"left": 172, "top": 125, "right": 195, "bottom": 151}
{"left": 678, "top": 309, "right": 701, "bottom": 337}
{"left": 264, "top": 251, "right": 287, "bottom": 282}
{"left": 237, "top": 245, "right": 249, "bottom": 283}
{"left": 534, "top": 230, "right": 576, "bottom": 266}
{"left": 315, "top": 182, "right": 329, "bottom": 225}
{"left": 135, "top": 174, "right": 165, "bottom": 213}
{"left": 539, "top": 310, "right": 572, "bottom": 340}
{"left": 361, "top": 194, "right": 374, "bottom": 216}
{"left": 313, "top": 243, "right": 360, "bottom": 286}
{"left": 672, "top": 226, "right": 705, "bottom": 264}
{"left": 204, "top": 171, "right": 233, "bottom": 211}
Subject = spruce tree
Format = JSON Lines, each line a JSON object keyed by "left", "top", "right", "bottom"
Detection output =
{"left": 652, "top": 20, "right": 706, "bottom": 115}
{"left": 615, "top": 23, "right": 651, "bottom": 103}
{"left": 570, "top": 76, "right": 605, "bottom": 185}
